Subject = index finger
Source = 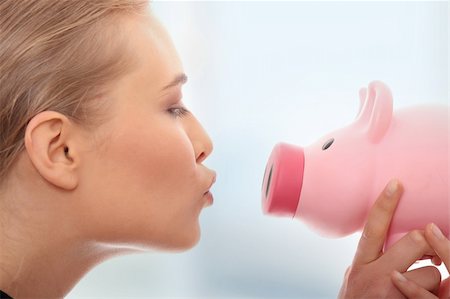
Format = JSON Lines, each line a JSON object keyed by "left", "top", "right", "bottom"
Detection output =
{"left": 353, "top": 179, "right": 403, "bottom": 265}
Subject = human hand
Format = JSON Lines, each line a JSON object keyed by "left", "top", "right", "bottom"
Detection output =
{"left": 391, "top": 223, "right": 449, "bottom": 298}
{"left": 338, "top": 180, "right": 441, "bottom": 298}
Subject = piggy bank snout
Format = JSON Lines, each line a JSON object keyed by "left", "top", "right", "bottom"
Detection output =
{"left": 262, "top": 143, "right": 305, "bottom": 217}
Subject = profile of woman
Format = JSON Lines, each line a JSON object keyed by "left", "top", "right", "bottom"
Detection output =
{"left": 0, "top": 1, "right": 447, "bottom": 298}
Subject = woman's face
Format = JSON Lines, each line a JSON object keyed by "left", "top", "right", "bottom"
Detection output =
{"left": 75, "top": 12, "right": 215, "bottom": 250}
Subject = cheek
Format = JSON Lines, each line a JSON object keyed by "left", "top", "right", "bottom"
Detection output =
{"left": 115, "top": 123, "right": 196, "bottom": 190}
{"left": 79, "top": 119, "right": 202, "bottom": 247}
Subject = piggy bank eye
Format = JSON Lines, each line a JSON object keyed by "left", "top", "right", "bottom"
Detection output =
{"left": 322, "top": 138, "right": 334, "bottom": 150}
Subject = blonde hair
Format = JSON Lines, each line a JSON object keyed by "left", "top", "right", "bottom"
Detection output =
{"left": 0, "top": 0, "right": 148, "bottom": 182}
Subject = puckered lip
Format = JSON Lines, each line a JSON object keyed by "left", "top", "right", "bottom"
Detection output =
{"left": 204, "top": 173, "right": 217, "bottom": 194}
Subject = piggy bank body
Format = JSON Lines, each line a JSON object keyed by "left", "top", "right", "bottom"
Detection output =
{"left": 262, "top": 81, "right": 449, "bottom": 249}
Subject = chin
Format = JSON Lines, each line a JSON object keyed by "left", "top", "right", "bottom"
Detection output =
{"left": 171, "top": 227, "right": 201, "bottom": 251}
{"left": 176, "top": 234, "right": 201, "bottom": 251}
{"left": 151, "top": 223, "right": 202, "bottom": 252}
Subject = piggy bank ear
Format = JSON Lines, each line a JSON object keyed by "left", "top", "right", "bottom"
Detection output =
{"left": 356, "top": 81, "right": 393, "bottom": 143}
{"left": 356, "top": 87, "right": 367, "bottom": 118}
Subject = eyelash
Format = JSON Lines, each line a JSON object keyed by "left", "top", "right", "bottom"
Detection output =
{"left": 168, "top": 107, "right": 190, "bottom": 118}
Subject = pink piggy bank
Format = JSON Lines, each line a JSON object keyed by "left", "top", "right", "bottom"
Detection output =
{"left": 261, "top": 81, "right": 449, "bottom": 249}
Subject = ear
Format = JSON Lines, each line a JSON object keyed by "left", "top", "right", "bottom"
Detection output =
{"left": 24, "top": 111, "right": 79, "bottom": 190}
{"left": 357, "top": 81, "right": 393, "bottom": 143}
{"left": 356, "top": 84, "right": 375, "bottom": 124}
{"left": 356, "top": 87, "right": 367, "bottom": 119}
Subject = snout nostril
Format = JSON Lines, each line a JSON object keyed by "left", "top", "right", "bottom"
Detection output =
{"left": 265, "top": 165, "right": 273, "bottom": 199}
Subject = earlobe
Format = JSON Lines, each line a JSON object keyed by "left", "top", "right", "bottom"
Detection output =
{"left": 24, "top": 111, "right": 79, "bottom": 190}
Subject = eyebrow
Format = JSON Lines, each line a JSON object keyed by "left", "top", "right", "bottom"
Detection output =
{"left": 161, "top": 73, "right": 188, "bottom": 91}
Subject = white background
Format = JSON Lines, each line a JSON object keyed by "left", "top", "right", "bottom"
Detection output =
{"left": 68, "top": 1, "right": 448, "bottom": 298}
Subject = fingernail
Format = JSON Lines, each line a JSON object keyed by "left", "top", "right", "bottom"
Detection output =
{"left": 393, "top": 270, "right": 407, "bottom": 283}
{"left": 385, "top": 180, "right": 398, "bottom": 197}
{"left": 431, "top": 223, "right": 444, "bottom": 240}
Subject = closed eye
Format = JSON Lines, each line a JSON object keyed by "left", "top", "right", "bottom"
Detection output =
{"left": 168, "top": 107, "right": 190, "bottom": 118}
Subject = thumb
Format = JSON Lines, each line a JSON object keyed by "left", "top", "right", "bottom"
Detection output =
{"left": 425, "top": 223, "right": 450, "bottom": 273}
{"left": 439, "top": 277, "right": 449, "bottom": 299}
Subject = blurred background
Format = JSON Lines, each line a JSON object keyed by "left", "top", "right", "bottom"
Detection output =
{"left": 68, "top": 1, "right": 448, "bottom": 298}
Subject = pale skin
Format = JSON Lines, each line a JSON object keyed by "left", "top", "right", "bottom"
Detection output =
{"left": 0, "top": 10, "right": 447, "bottom": 299}
{"left": 0, "top": 12, "right": 215, "bottom": 298}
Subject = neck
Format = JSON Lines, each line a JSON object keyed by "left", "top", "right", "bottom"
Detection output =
{"left": 0, "top": 159, "right": 137, "bottom": 298}
{"left": 0, "top": 228, "right": 128, "bottom": 298}
{"left": 0, "top": 195, "right": 133, "bottom": 299}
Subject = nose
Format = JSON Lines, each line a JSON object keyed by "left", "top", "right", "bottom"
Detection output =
{"left": 262, "top": 143, "right": 305, "bottom": 217}
{"left": 187, "top": 116, "right": 213, "bottom": 164}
